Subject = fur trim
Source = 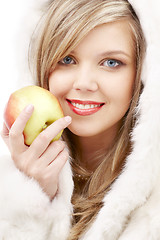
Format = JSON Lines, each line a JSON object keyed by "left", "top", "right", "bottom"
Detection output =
{"left": 129, "top": 0, "right": 160, "bottom": 83}
{"left": 80, "top": 1, "right": 160, "bottom": 239}
{"left": 0, "top": 155, "right": 73, "bottom": 240}
{"left": 1, "top": 1, "right": 160, "bottom": 239}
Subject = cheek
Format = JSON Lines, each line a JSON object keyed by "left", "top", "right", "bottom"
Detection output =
{"left": 117, "top": 80, "right": 134, "bottom": 102}
{"left": 48, "top": 71, "right": 71, "bottom": 98}
{"left": 102, "top": 72, "right": 135, "bottom": 107}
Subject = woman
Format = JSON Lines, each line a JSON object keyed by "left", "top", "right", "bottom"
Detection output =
{"left": 1, "top": 0, "right": 160, "bottom": 239}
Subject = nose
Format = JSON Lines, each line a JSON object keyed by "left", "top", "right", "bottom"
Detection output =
{"left": 73, "top": 65, "right": 98, "bottom": 92}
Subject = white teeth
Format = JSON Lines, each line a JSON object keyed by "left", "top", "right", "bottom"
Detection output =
{"left": 71, "top": 102, "right": 101, "bottom": 109}
{"left": 85, "top": 104, "right": 90, "bottom": 109}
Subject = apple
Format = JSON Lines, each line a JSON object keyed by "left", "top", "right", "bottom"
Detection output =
{"left": 4, "top": 85, "right": 64, "bottom": 145}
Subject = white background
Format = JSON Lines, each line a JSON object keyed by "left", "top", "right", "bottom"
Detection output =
{"left": 0, "top": 0, "right": 41, "bottom": 154}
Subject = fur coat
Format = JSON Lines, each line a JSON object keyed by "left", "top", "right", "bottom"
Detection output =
{"left": 0, "top": 0, "right": 160, "bottom": 239}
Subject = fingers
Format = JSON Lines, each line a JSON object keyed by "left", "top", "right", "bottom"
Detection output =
{"left": 36, "top": 140, "right": 69, "bottom": 179}
{"left": 39, "top": 140, "right": 66, "bottom": 166}
{"left": 0, "top": 122, "right": 10, "bottom": 147}
{"left": 1, "top": 122, "right": 9, "bottom": 136}
{"left": 9, "top": 105, "right": 34, "bottom": 153}
{"left": 20, "top": 140, "right": 69, "bottom": 200}
{"left": 28, "top": 116, "right": 72, "bottom": 158}
{"left": 48, "top": 147, "right": 69, "bottom": 175}
{"left": 1, "top": 122, "right": 9, "bottom": 138}
{"left": 39, "top": 147, "right": 69, "bottom": 197}
{"left": 4, "top": 103, "right": 72, "bottom": 200}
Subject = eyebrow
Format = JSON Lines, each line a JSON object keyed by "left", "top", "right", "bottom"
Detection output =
{"left": 97, "top": 50, "right": 131, "bottom": 59}
{"left": 70, "top": 50, "right": 132, "bottom": 59}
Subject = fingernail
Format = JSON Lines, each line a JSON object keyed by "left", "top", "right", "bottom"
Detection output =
{"left": 25, "top": 104, "right": 34, "bottom": 113}
{"left": 64, "top": 116, "right": 72, "bottom": 123}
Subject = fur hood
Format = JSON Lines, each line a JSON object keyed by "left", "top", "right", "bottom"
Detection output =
{"left": 80, "top": 0, "right": 160, "bottom": 239}
{"left": 0, "top": 0, "right": 160, "bottom": 239}
{"left": 80, "top": 2, "right": 160, "bottom": 239}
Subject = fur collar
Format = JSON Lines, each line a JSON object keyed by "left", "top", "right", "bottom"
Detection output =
{"left": 79, "top": 0, "right": 160, "bottom": 239}
{"left": 7, "top": 1, "right": 160, "bottom": 239}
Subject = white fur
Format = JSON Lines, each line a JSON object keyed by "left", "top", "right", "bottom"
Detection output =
{"left": 0, "top": 155, "right": 73, "bottom": 239}
{"left": 80, "top": 0, "right": 160, "bottom": 239}
{"left": 0, "top": 0, "right": 160, "bottom": 239}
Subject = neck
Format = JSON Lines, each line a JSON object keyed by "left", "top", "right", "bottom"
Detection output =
{"left": 73, "top": 127, "right": 119, "bottom": 172}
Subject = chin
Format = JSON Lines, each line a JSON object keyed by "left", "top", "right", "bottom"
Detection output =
{"left": 67, "top": 124, "right": 100, "bottom": 138}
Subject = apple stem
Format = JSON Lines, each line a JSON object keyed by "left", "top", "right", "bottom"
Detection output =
{"left": 42, "top": 123, "right": 48, "bottom": 130}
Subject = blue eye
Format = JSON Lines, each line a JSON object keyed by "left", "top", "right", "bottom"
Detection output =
{"left": 59, "top": 56, "right": 75, "bottom": 65}
{"left": 103, "top": 59, "right": 121, "bottom": 68}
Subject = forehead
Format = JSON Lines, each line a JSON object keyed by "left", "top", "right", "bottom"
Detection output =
{"left": 71, "top": 20, "right": 135, "bottom": 57}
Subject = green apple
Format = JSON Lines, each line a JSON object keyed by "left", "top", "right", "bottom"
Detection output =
{"left": 4, "top": 85, "right": 64, "bottom": 145}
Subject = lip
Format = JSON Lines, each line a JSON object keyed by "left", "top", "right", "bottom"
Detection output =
{"left": 66, "top": 99, "right": 105, "bottom": 116}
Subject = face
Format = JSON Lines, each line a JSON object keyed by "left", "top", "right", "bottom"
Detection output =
{"left": 49, "top": 20, "right": 136, "bottom": 140}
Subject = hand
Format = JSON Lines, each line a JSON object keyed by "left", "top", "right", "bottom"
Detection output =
{"left": 1, "top": 104, "right": 72, "bottom": 200}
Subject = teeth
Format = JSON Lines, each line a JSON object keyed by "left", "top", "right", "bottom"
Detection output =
{"left": 85, "top": 104, "right": 90, "bottom": 109}
{"left": 71, "top": 102, "right": 100, "bottom": 109}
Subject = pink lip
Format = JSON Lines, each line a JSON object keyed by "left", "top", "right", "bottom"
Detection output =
{"left": 66, "top": 99, "right": 104, "bottom": 116}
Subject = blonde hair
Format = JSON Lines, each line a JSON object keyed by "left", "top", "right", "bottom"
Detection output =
{"left": 30, "top": 0, "right": 146, "bottom": 239}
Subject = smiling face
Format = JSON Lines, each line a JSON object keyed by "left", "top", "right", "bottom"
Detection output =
{"left": 49, "top": 20, "right": 136, "bottom": 139}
